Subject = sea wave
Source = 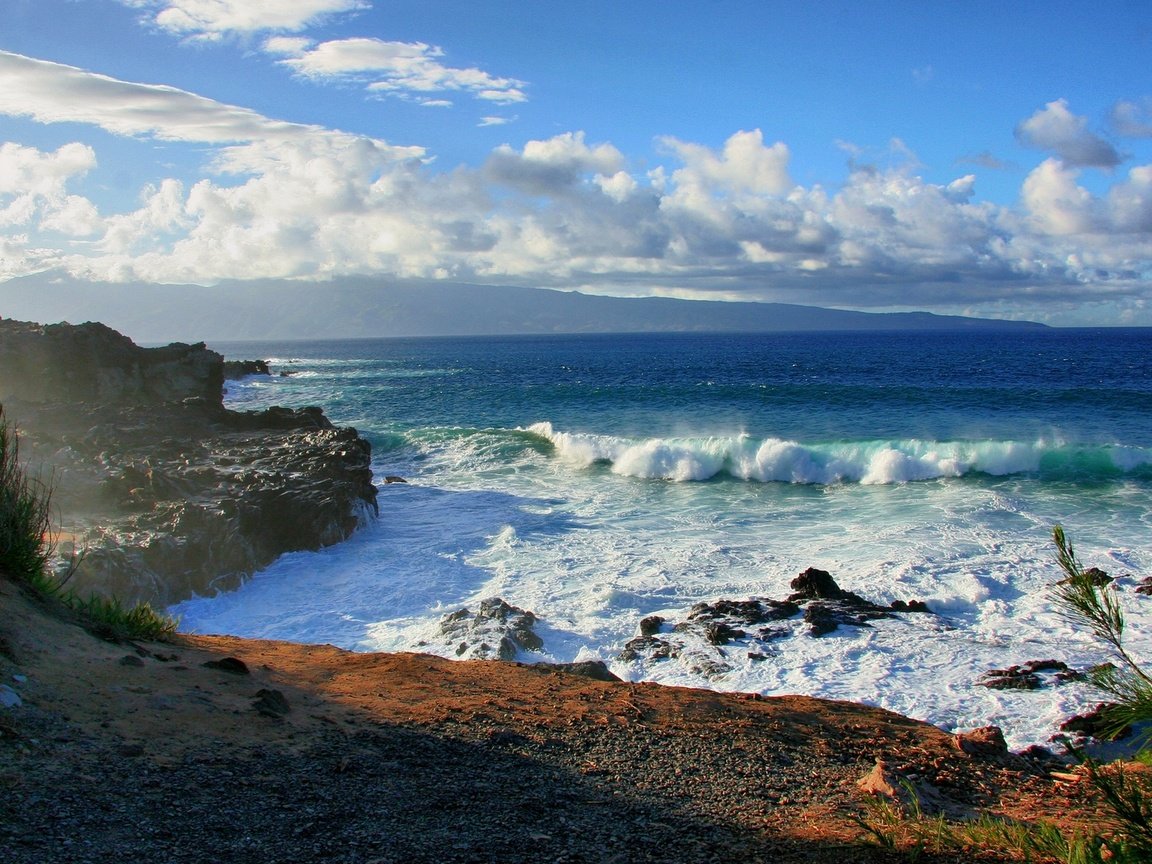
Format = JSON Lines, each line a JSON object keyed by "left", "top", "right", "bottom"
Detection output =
{"left": 525, "top": 422, "right": 1152, "bottom": 485}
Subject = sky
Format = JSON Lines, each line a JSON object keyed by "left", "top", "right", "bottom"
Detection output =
{"left": 1, "top": 1, "right": 1151, "bottom": 326}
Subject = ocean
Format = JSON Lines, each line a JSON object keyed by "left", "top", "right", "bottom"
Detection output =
{"left": 171, "top": 329, "right": 1152, "bottom": 749}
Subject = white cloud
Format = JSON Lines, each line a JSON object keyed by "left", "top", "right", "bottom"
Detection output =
{"left": 1016, "top": 99, "right": 1122, "bottom": 168}
{"left": 1111, "top": 98, "right": 1152, "bottom": 138}
{"left": 123, "top": 0, "right": 368, "bottom": 40}
{"left": 0, "top": 51, "right": 425, "bottom": 160}
{"left": 0, "top": 142, "right": 100, "bottom": 235}
{"left": 274, "top": 37, "right": 527, "bottom": 105}
{"left": 1108, "top": 164, "right": 1152, "bottom": 232}
{"left": 485, "top": 132, "right": 625, "bottom": 195}
{"left": 1021, "top": 159, "right": 1099, "bottom": 235}
{"left": 660, "top": 129, "right": 794, "bottom": 216}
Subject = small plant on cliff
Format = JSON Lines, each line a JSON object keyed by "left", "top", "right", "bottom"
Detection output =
{"left": 1052, "top": 526, "right": 1152, "bottom": 741}
{"left": 0, "top": 407, "right": 178, "bottom": 641}
{"left": 71, "top": 593, "right": 178, "bottom": 642}
{"left": 0, "top": 406, "right": 55, "bottom": 585}
{"left": 1050, "top": 525, "right": 1152, "bottom": 858}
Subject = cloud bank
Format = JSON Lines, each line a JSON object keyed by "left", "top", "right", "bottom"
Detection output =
{"left": 1, "top": 50, "right": 1151, "bottom": 322}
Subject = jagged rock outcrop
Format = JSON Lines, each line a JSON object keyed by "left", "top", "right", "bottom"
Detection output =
{"left": 618, "top": 568, "right": 934, "bottom": 678}
{"left": 0, "top": 319, "right": 377, "bottom": 607}
{"left": 977, "top": 659, "right": 1084, "bottom": 691}
{"left": 425, "top": 598, "right": 544, "bottom": 661}
{"left": 0, "top": 320, "right": 223, "bottom": 406}
{"left": 223, "top": 359, "right": 271, "bottom": 379}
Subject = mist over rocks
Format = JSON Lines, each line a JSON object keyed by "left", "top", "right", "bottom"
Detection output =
{"left": 0, "top": 318, "right": 378, "bottom": 607}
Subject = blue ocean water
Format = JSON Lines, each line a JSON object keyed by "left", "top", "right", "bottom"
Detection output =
{"left": 174, "top": 329, "right": 1152, "bottom": 747}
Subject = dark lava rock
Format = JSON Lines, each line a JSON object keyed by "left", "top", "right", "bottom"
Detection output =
{"left": 618, "top": 635, "right": 681, "bottom": 662}
{"left": 978, "top": 659, "right": 1083, "bottom": 691}
{"left": 1059, "top": 702, "right": 1131, "bottom": 741}
{"left": 802, "top": 603, "right": 875, "bottom": 637}
{"left": 979, "top": 670, "right": 1042, "bottom": 691}
{"left": 889, "top": 599, "right": 932, "bottom": 613}
{"left": 617, "top": 567, "right": 935, "bottom": 668}
{"left": 223, "top": 359, "right": 271, "bottom": 379}
{"left": 437, "top": 598, "right": 544, "bottom": 661}
{"left": 1135, "top": 577, "right": 1152, "bottom": 596}
{"left": 202, "top": 657, "right": 251, "bottom": 675}
{"left": 0, "top": 319, "right": 378, "bottom": 607}
{"left": 788, "top": 567, "right": 870, "bottom": 605}
{"left": 543, "top": 660, "right": 622, "bottom": 682}
{"left": 687, "top": 598, "right": 799, "bottom": 625}
{"left": 638, "top": 615, "right": 664, "bottom": 636}
{"left": 786, "top": 569, "right": 904, "bottom": 636}
{"left": 253, "top": 688, "right": 291, "bottom": 718}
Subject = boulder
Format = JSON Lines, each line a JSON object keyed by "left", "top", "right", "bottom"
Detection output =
{"left": 977, "top": 659, "right": 1084, "bottom": 691}
{"left": 436, "top": 598, "right": 544, "bottom": 661}
{"left": 955, "top": 726, "right": 1008, "bottom": 758}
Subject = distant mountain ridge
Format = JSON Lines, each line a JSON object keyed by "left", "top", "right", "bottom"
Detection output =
{"left": 0, "top": 274, "right": 1046, "bottom": 342}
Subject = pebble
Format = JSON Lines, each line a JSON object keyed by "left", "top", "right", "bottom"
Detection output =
{"left": 0, "top": 684, "right": 22, "bottom": 709}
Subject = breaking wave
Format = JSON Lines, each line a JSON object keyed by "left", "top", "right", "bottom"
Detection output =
{"left": 525, "top": 422, "right": 1152, "bottom": 485}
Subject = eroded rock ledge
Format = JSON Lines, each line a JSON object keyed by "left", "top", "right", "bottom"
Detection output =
{"left": 0, "top": 319, "right": 378, "bottom": 607}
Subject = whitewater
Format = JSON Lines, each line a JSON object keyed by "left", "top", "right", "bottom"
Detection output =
{"left": 171, "top": 329, "right": 1152, "bottom": 751}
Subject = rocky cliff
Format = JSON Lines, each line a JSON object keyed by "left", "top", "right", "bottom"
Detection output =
{"left": 0, "top": 318, "right": 378, "bottom": 607}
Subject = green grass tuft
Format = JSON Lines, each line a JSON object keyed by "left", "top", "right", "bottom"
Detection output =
{"left": 71, "top": 593, "right": 179, "bottom": 642}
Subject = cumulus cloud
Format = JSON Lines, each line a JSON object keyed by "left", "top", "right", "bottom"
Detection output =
{"left": 1015, "top": 99, "right": 1122, "bottom": 168}
{"left": 0, "top": 141, "right": 101, "bottom": 237}
{"left": 2, "top": 55, "right": 1150, "bottom": 319}
{"left": 272, "top": 37, "right": 527, "bottom": 105}
{"left": 122, "top": 0, "right": 368, "bottom": 40}
{"left": 485, "top": 132, "right": 624, "bottom": 195}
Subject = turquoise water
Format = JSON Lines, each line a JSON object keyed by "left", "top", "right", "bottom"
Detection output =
{"left": 174, "top": 329, "right": 1152, "bottom": 748}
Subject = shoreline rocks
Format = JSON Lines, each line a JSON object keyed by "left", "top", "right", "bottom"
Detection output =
{"left": 0, "top": 318, "right": 378, "bottom": 607}
{"left": 618, "top": 567, "right": 934, "bottom": 677}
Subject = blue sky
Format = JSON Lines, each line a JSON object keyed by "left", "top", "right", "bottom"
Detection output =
{"left": 1, "top": 0, "right": 1151, "bottom": 325}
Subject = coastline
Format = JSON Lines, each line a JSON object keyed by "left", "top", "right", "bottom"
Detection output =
{"left": 0, "top": 319, "right": 1128, "bottom": 859}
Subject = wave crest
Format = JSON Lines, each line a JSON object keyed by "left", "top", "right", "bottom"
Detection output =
{"left": 525, "top": 423, "right": 1151, "bottom": 485}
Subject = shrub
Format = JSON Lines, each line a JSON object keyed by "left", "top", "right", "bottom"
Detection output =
{"left": 1050, "top": 525, "right": 1152, "bottom": 857}
{"left": 0, "top": 406, "right": 54, "bottom": 583}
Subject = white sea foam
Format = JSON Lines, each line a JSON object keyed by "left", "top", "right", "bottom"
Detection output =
{"left": 182, "top": 336, "right": 1152, "bottom": 753}
{"left": 526, "top": 422, "right": 1143, "bottom": 486}
{"left": 173, "top": 438, "right": 1152, "bottom": 751}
